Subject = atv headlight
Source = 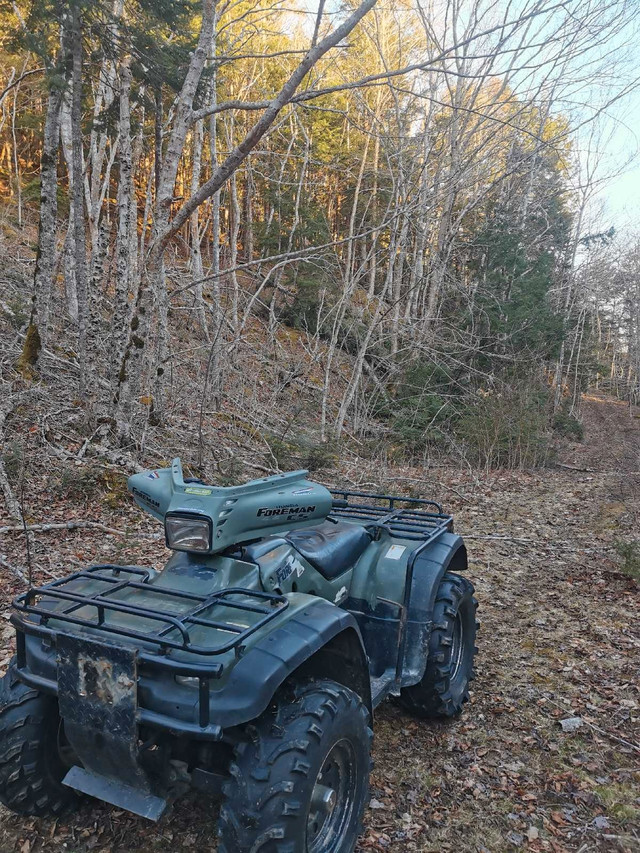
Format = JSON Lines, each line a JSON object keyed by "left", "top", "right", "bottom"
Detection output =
{"left": 165, "top": 513, "right": 212, "bottom": 552}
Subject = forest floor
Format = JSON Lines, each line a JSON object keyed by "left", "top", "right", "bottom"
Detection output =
{"left": 0, "top": 392, "right": 638, "bottom": 853}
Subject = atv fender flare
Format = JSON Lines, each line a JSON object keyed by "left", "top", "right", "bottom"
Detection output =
{"left": 401, "top": 532, "right": 468, "bottom": 686}
{"left": 214, "top": 599, "right": 371, "bottom": 729}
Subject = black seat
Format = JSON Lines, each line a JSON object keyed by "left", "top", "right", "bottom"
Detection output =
{"left": 285, "top": 521, "right": 372, "bottom": 580}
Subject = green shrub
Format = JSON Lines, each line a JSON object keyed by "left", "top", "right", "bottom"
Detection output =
{"left": 455, "top": 387, "right": 550, "bottom": 469}
{"left": 553, "top": 404, "right": 584, "bottom": 440}
{"left": 266, "top": 434, "right": 337, "bottom": 472}
{"left": 214, "top": 456, "right": 246, "bottom": 487}
{"left": 614, "top": 541, "right": 640, "bottom": 580}
{"left": 2, "top": 441, "right": 23, "bottom": 482}
{"left": 52, "top": 467, "right": 102, "bottom": 500}
{"left": 304, "top": 443, "right": 337, "bottom": 472}
{"left": 279, "top": 274, "right": 329, "bottom": 333}
{"left": 2, "top": 295, "right": 30, "bottom": 329}
{"left": 382, "top": 362, "right": 452, "bottom": 458}
{"left": 50, "top": 466, "right": 128, "bottom": 506}
{"left": 391, "top": 399, "right": 448, "bottom": 454}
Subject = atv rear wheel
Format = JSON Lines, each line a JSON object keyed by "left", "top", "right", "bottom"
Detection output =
{"left": 0, "top": 661, "right": 78, "bottom": 817}
{"left": 218, "top": 678, "right": 372, "bottom": 853}
{"left": 398, "top": 573, "right": 478, "bottom": 718}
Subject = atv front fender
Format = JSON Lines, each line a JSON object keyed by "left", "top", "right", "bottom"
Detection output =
{"left": 204, "top": 597, "right": 371, "bottom": 728}
{"left": 401, "top": 532, "right": 468, "bottom": 686}
{"left": 16, "top": 593, "right": 369, "bottom": 739}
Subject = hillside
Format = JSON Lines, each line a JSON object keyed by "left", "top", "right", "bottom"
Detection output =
{"left": 0, "top": 393, "right": 638, "bottom": 853}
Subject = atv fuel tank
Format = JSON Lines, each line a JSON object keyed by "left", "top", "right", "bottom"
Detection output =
{"left": 127, "top": 459, "right": 333, "bottom": 553}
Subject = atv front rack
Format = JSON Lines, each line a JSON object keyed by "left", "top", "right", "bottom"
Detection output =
{"left": 13, "top": 563, "right": 288, "bottom": 656}
{"left": 13, "top": 565, "right": 287, "bottom": 661}
{"left": 12, "top": 566, "right": 289, "bottom": 736}
{"left": 328, "top": 488, "right": 453, "bottom": 543}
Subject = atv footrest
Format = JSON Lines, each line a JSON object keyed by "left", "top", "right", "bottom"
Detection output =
{"left": 63, "top": 766, "right": 168, "bottom": 821}
{"left": 370, "top": 669, "right": 398, "bottom": 708}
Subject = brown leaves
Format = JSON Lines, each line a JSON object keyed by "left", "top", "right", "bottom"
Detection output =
{"left": 363, "top": 445, "right": 639, "bottom": 851}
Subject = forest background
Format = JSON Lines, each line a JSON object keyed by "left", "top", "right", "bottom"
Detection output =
{"left": 1, "top": 0, "right": 640, "bottom": 498}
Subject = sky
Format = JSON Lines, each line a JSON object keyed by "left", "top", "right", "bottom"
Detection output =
{"left": 596, "top": 94, "right": 640, "bottom": 232}
{"left": 297, "top": 0, "right": 640, "bottom": 236}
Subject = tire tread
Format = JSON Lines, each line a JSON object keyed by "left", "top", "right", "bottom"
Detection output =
{"left": 0, "top": 663, "right": 76, "bottom": 817}
{"left": 398, "top": 573, "right": 478, "bottom": 719}
{"left": 218, "top": 679, "right": 371, "bottom": 853}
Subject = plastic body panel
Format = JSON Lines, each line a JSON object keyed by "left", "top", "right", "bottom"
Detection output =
{"left": 127, "top": 459, "right": 333, "bottom": 553}
{"left": 342, "top": 531, "right": 467, "bottom": 686}
{"left": 17, "top": 597, "right": 368, "bottom": 735}
{"left": 400, "top": 532, "right": 467, "bottom": 685}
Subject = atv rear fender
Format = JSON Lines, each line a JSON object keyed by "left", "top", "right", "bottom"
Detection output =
{"left": 400, "top": 531, "right": 468, "bottom": 686}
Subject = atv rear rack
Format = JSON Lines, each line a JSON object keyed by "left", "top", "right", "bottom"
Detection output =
{"left": 329, "top": 488, "right": 453, "bottom": 543}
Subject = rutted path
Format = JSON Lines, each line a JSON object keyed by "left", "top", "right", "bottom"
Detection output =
{"left": 366, "top": 394, "right": 639, "bottom": 852}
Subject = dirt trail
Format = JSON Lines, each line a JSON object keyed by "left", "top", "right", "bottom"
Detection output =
{"left": 558, "top": 393, "right": 640, "bottom": 476}
{"left": 364, "top": 395, "right": 639, "bottom": 852}
{"left": 0, "top": 395, "right": 638, "bottom": 853}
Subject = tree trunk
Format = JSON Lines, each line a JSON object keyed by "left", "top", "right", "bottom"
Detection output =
{"left": 228, "top": 160, "right": 241, "bottom": 332}
{"left": 111, "top": 56, "right": 134, "bottom": 389}
{"left": 190, "top": 118, "right": 209, "bottom": 338}
{"left": 367, "top": 129, "right": 380, "bottom": 299}
{"left": 243, "top": 155, "right": 254, "bottom": 262}
{"left": 207, "top": 37, "right": 223, "bottom": 406}
{"left": 59, "top": 90, "right": 77, "bottom": 320}
{"left": 21, "top": 77, "right": 63, "bottom": 366}
{"left": 71, "top": 2, "right": 89, "bottom": 398}
{"left": 335, "top": 268, "right": 392, "bottom": 438}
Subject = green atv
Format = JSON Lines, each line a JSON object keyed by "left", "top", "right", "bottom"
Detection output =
{"left": 0, "top": 460, "right": 478, "bottom": 852}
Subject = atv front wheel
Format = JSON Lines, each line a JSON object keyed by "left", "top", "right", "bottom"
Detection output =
{"left": 398, "top": 572, "right": 478, "bottom": 718}
{"left": 0, "top": 661, "right": 78, "bottom": 816}
{"left": 218, "top": 678, "right": 372, "bottom": 853}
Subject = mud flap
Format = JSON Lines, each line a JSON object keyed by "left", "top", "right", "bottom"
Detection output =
{"left": 56, "top": 633, "right": 167, "bottom": 820}
{"left": 63, "top": 766, "right": 167, "bottom": 820}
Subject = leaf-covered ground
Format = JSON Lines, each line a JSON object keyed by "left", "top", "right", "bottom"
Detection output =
{"left": 0, "top": 394, "right": 638, "bottom": 852}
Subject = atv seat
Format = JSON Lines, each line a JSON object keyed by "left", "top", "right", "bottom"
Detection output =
{"left": 286, "top": 521, "right": 372, "bottom": 580}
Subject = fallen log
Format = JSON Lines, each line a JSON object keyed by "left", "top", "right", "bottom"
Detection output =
{"left": 1, "top": 520, "right": 128, "bottom": 536}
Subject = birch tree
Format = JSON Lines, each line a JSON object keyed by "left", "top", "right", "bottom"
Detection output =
{"left": 113, "top": 0, "right": 379, "bottom": 434}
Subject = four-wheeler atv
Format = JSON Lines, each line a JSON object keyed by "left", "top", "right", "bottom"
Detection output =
{"left": 0, "top": 459, "right": 478, "bottom": 852}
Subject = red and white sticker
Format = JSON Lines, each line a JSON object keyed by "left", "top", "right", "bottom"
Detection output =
{"left": 385, "top": 544, "right": 406, "bottom": 560}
